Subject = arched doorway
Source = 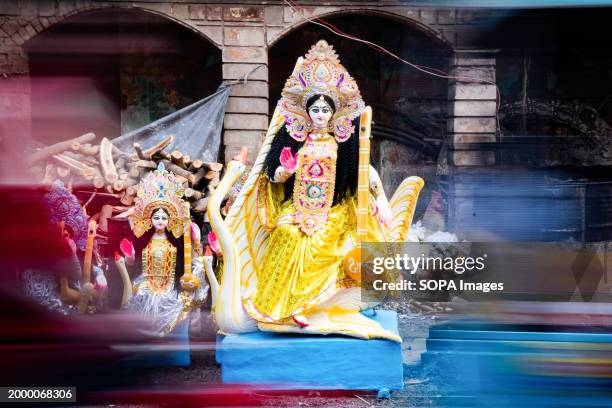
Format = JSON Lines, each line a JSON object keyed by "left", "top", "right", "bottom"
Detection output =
{"left": 462, "top": 7, "right": 612, "bottom": 243}
{"left": 269, "top": 13, "right": 451, "bottom": 220}
{"left": 26, "top": 9, "right": 222, "bottom": 145}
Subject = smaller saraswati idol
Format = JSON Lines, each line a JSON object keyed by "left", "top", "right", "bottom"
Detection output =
{"left": 125, "top": 163, "right": 208, "bottom": 336}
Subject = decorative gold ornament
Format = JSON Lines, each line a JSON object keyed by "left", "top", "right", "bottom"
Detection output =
{"left": 292, "top": 137, "right": 338, "bottom": 235}
{"left": 129, "top": 162, "right": 188, "bottom": 238}
{"left": 142, "top": 237, "right": 177, "bottom": 293}
{"left": 279, "top": 40, "right": 365, "bottom": 143}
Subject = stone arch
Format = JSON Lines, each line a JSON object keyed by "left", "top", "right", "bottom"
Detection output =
{"left": 24, "top": 7, "right": 223, "bottom": 144}
{"left": 267, "top": 8, "right": 454, "bottom": 49}
{"left": 17, "top": 4, "right": 220, "bottom": 49}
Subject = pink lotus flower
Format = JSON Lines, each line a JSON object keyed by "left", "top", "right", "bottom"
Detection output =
{"left": 208, "top": 231, "right": 222, "bottom": 255}
{"left": 120, "top": 238, "right": 135, "bottom": 258}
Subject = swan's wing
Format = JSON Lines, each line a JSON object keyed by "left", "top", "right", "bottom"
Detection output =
{"left": 223, "top": 108, "right": 285, "bottom": 298}
{"left": 224, "top": 58, "right": 304, "bottom": 298}
{"left": 388, "top": 176, "right": 425, "bottom": 242}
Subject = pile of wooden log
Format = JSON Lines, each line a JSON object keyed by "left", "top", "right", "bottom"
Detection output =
{"left": 28, "top": 133, "right": 223, "bottom": 215}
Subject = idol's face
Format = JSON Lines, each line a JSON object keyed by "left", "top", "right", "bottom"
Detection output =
{"left": 151, "top": 208, "right": 169, "bottom": 232}
{"left": 308, "top": 98, "right": 333, "bottom": 129}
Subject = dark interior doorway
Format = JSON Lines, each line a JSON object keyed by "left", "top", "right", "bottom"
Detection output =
{"left": 26, "top": 9, "right": 222, "bottom": 145}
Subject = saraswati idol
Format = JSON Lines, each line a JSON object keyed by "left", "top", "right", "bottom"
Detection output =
{"left": 205, "top": 40, "right": 423, "bottom": 342}
{"left": 124, "top": 163, "right": 208, "bottom": 336}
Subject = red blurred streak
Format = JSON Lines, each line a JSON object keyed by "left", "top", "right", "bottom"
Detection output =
{"left": 91, "top": 387, "right": 375, "bottom": 407}
{"left": 0, "top": 287, "right": 160, "bottom": 387}
{"left": 0, "top": 186, "right": 72, "bottom": 270}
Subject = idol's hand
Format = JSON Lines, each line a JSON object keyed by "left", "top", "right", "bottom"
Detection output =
{"left": 93, "top": 265, "right": 108, "bottom": 294}
{"left": 180, "top": 274, "right": 200, "bottom": 291}
{"left": 280, "top": 147, "right": 298, "bottom": 174}
{"left": 375, "top": 194, "right": 392, "bottom": 225}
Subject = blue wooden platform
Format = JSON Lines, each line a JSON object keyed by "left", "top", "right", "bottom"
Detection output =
{"left": 217, "top": 310, "right": 404, "bottom": 391}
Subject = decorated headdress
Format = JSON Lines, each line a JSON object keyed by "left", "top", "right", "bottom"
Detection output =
{"left": 130, "top": 162, "right": 188, "bottom": 238}
{"left": 43, "top": 181, "right": 88, "bottom": 251}
{"left": 278, "top": 40, "right": 365, "bottom": 142}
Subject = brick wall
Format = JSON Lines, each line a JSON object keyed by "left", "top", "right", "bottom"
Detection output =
{"left": 0, "top": 1, "right": 500, "bottom": 167}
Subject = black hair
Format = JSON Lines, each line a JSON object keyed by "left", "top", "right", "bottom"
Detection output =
{"left": 264, "top": 94, "right": 359, "bottom": 205}
{"left": 133, "top": 207, "right": 185, "bottom": 294}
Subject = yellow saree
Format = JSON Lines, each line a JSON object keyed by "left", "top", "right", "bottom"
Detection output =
{"left": 242, "top": 137, "right": 390, "bottom": 325}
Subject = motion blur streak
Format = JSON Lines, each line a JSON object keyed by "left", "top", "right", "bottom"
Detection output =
{"left": 420, "top": 301, "right": 612, "bottom": 407}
